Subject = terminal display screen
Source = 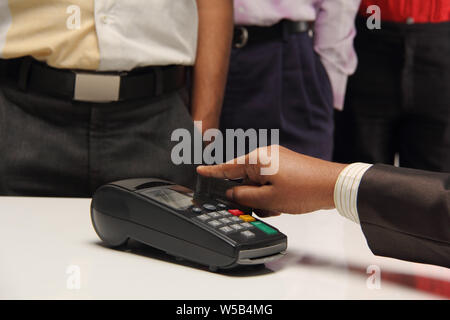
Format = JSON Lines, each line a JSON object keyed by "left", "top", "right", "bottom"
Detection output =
{"left": 145, "top": 188, "right": 193, "bottom": 210}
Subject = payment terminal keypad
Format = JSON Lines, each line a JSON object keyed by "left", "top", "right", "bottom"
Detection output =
{"left": 191, "top": 200, "right": 278, "bottom": 243}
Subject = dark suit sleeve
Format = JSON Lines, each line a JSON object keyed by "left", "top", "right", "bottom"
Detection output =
{"left": 357, "top": 164, "right": 450, "bottom": 268}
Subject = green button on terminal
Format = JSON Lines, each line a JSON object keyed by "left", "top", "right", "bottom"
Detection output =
{"left": 251, "top": 221, "right": 278, "bottom": 235}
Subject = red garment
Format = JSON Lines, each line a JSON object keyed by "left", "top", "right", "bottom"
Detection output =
{"left": 359, "top": 0, "right": 450, "bottom": 23}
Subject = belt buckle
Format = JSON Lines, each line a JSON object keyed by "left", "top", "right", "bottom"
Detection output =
{"left": 74, "top": 73, "right": 121, "bottom": 102}
{"left": 234, "top": 26, "right": 249, "bottom": 48}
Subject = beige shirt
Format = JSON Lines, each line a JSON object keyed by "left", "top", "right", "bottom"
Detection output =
{"left": 0, "top": 0, "right": 198, "bottom": 71}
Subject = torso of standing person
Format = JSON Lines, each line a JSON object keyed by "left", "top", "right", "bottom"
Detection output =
{"left": 231, "top": 0, "right": 361, "bottom": 110}
{"left": 233, "top": 0, "right": 317, "bottom": 26}
{"left": 0, "top": 0, "right": 198, "bottom": 71}
{"left": 359, "top": 0, "right": 450, "bottom": 23}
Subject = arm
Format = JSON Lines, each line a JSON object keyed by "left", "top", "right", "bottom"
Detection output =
{"left": 314, "top": 0, "right": 361, "bottom": 110}
{"left": 197, "top": 146, "right": 450, "bottom": 267}
{"left": 357, "top": 164, "right": 450, "bottom": 267}
{"left": 192, "top": 0, "right": 233, "bottom": 134}
{"left": 197, "top": 146, "right": 347, "bottom": 215}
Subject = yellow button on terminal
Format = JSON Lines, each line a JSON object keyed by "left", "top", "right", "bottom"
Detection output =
{"left": 239, "top": 215, "right": 255, "bottom": 222}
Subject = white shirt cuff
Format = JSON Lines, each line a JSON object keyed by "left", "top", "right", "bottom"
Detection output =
{"left": 334, "top": 163, "right": 373, "bottom": 224}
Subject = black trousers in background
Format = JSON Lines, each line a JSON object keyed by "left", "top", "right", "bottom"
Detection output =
{"left": 0, "top": 84, "right": 197, "bottom": 197}
{"left": 221, "top": 31, "right": 334, "bottom": 160}
{"left": 334, "top": 19, "right": 450, "bottom": 172}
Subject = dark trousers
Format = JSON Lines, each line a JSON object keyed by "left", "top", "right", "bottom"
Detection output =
{"left": 0, "top": 83, "right": 197, "bottom": 197}
{"left": 220, "top": 31, "right": 334, "bottom": 160}
{"left": 334, "top": 18, "right": 450, "bottom": 172}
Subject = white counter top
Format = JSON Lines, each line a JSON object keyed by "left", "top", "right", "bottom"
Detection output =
{"left": 0, "top": 196, "right": 448, "bottom": 299}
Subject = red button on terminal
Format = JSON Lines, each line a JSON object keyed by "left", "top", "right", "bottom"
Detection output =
{"left": 228, "top": 209, "right": 244, "bottom": 216}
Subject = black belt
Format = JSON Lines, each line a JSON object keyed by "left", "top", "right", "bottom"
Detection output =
{"left": 233, "top": 20, "right": 313, "bottom": 48}
{"left": 0, "top": 57, "right": 186, "bottom": 102}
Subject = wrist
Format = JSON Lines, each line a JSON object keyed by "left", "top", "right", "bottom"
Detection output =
{"left": 323, "top": 162, "right": 348, "bottom": 209}
{"left": 192, "top": 111, "right": 220, "bottom": 132}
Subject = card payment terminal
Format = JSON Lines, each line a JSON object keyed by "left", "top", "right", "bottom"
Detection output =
{"left": 91, "top": 178, "right": 287, "bottom": 271}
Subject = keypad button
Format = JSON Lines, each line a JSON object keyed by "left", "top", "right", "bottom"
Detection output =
{"left": 217, "top": 203, "right": 227, "bottom": 209}
{"left": 192, "top": 207, "right": 202, "bottom": 214}
{"left": 208, "top": 220, "right": 222, "bottom": 228}
{"left": 196, "top": 214, "right": 210, "bottom": 222}
{"left": 207, "top": 211, "right": 221, "bottom": 218}
{"left": 251, "top": 221, "right": 278, "bottom": 235}
{"left": 241, "top": 230, "right": 255, "bottom": 238}
{"left": 203, "top": 203, "right": 217, "bottom": 211}
{"left": 228, "top": 209, "right": 244, "bottom": 216}
{"left": 219, "top": 217, "right": 232, "bottom": 224}
{"left": 230, "top": 224, "right": 244, "bottom": 231}
{"left": 219, "top": 226, "right": 233, "bottom": 234}
{"left": 239, "top": 215, "right": 255, "bottom": 222}
{"left": 240, "top": 222, "right": 253, "bottom": 228}
{"left": 229, "top": 216, "right": 241, "bottom": 222}
{"left": 218, "top": 210, "right": 232, "bottom": 217}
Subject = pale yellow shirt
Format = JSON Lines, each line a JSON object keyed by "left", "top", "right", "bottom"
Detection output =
{"left": 0, "top": 0, "right": 198, "bottom": 71}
